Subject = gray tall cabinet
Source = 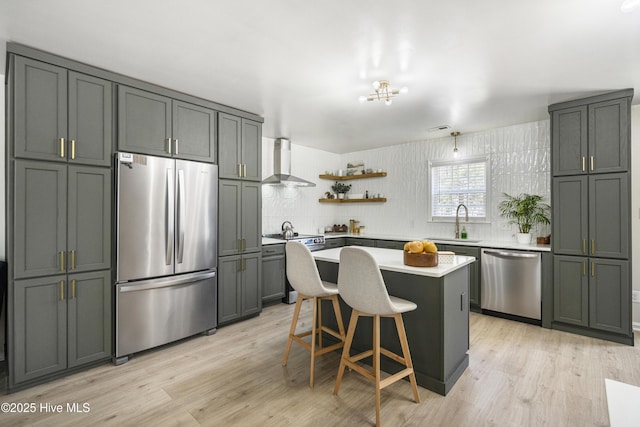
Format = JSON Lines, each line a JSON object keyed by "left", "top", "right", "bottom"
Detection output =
{"left": 5, "top": 43, "right": 264, "bottom": 391}
{"left": 549, "top": 89, "right": 633, "bottom": 345}
{"left": 217, "top": 113, "right": 263, "bottom": 325}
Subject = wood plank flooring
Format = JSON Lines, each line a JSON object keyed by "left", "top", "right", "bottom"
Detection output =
{"left": 1, "top": 301, "right": 639, "bottom": 426}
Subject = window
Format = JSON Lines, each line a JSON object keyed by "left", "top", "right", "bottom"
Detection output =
{"left": 428, "top": 157, "right": 490, "bottom": 222}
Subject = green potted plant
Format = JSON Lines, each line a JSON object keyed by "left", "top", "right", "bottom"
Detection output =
{"left": 497, "top": 193, "right": 550, "bottom": 244}
{"left": 331, "top": 181, "right": 352, "bottom": 199}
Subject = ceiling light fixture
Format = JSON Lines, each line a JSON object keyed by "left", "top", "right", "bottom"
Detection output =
{"left": 451, "top": 131, "right": 461, "bottom": 158}
{"left": 358, "top": 80, "right": 408, "bottom": 105}
{"left": 621, "top": 0, "right": 640, "bottom": 12}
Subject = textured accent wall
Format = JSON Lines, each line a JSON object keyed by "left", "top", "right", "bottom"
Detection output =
{"left": 262, "top": 120, "right": 551, "bottom": 241}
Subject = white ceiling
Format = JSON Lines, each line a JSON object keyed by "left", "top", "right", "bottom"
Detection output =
{"left": 1, "top": 0, "right": 639, "bottom": 153}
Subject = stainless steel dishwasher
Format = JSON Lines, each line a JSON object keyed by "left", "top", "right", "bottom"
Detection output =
{"left": 481, "top": 248, "right": 541, "bottom": 321}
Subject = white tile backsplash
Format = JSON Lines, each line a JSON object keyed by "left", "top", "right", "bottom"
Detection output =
{"left": 262, "top": 119, "right": 551, "bottom": 242}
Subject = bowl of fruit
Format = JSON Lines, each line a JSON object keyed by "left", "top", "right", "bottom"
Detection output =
{"left": 403, "top": 240, "right": 439, "bottom": 267}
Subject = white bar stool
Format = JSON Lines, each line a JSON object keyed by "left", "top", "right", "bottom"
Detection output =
{"left": 334, "top": 247, "right": 420, "bottom": 427}
{"left": 282, "top": 241, "right": 346, "bottom": 387}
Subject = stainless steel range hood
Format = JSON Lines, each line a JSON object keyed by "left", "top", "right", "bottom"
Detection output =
{"left": 262, "top": 138, "right": 316, "bottom": 187}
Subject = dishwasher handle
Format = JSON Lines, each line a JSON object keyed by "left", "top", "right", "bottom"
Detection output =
{"left": 483, "top": 250, "right": 539, "bottom": 260}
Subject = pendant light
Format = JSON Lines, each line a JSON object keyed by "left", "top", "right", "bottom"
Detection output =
{"left": 451, "top": 131, "right": 460, "bottom": 158}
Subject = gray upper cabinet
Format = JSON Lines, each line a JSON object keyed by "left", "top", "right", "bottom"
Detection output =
{"left": 550, "top": 92, "right": 631, "bottom": 176}
{"left": 118, "top": 86, "right": 217, "bottom": 162}
{"left": 12, "top": 56, "right": 112, "bottom": 166}
{"left": 589, "top": 173, "right": 629, "bottom": 259}
{"left": 551, "top": 106, "right": 587, "bottom": 177}
{"left": 118, "top": 86, "right": 172, "bottom": 157}
{"left": 218, "top": 113, "right": 262, "bottom": 180}
{"left": 14, "top": 161, "right": 67, "bottom": 279}
{"left": 588, "top": 98, "right": 629, "bottom": 174}
{"left": 172, "top": 100, "right": 217, "bottom": 162}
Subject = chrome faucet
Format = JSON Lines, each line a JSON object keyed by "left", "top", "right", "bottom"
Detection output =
{"left": 455, "top": 203, "right": 469, "bottom": 239}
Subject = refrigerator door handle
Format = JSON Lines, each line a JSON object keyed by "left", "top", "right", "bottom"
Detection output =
{"left": 166, "top": 168, "right": 175, "bottom": 265}
{"left": 177, "top": 169, "right": 186, "bottom": 264}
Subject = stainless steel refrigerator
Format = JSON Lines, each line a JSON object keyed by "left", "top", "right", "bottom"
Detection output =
{"left": 115, "top": 152, "right": 218, "bottom": 363}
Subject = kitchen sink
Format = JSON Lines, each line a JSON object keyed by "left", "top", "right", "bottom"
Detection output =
{"left": 426, "top": 237, "right": 482, "bottom": 243}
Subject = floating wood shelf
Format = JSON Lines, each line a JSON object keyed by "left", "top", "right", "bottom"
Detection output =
{"left": 319, "top": 172, "right": 387, "bottom": 180}
{"left": 318, "top": 198, "right": 387, "bottom": 203}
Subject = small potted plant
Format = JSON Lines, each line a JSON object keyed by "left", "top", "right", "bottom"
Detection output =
{"left": 331, "top": 181, "right": 352, "bottom": 199}
{"left": 497, "top": 193, "right": 550, "bottom": 244}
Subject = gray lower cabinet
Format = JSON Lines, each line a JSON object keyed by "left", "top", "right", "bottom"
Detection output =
{"left": 218, "top": 113, "right": 262, "bottom": 180}
{"left": 443, "top": 245, "right": 480, "bottom": 307}
{"left": 118, "top": 86, "right": 217, "bottom": 161}
{"left": 324, "top": 238, "right": 345, "bottom": 249}
{"left": 218, "top": 253, "right": 262, "bottom": 325}
{"left": 261, "top": 244, "right": 285, "bottom": 303}
{"left": 375, "top": 239, "right": 405, "bottom": 250}
{"left": 218, "top": 180, "right": 262, "bottom": 256}
{"left": 345, "top": 238, "right": 375, "bottom": 247}
{"left": 13, "top": 270, "right": 112, "bottom": 384}
{"left": 12, "top": 55, "right": 112, "bottom": 166}
{"left": 14, "top": 161, "right": 111, "bottom": 279}
{"left": 553, "top": 256, "right": 630, "bottom": 336}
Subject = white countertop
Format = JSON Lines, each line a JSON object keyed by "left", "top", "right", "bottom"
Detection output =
{"left": 262, "top": 232, "right": 551, "bottom": 252}
{"left": 311, "top": 246, "right": 475, "bottom": 278}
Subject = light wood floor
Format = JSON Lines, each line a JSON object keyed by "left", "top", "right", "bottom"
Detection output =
{"left": 1, "top": 301, "right": 639, "bottom": 426}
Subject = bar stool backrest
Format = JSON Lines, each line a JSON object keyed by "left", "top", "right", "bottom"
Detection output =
{"left": 285, "top": 241, "right": 328, "bottom": 297}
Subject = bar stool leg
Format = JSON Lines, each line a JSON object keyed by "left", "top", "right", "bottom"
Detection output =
{"left": 330, "top": 295, "right": 346, "bottom": 341}
{"left": 309, "top": 296, "right": 318, "bottom": 387}
{"left": 394, "top": 314, "right": 420, "bottom": 403}
{"left": 317, "top": 298, "right": 323, "bottom": 350}
{"left": 282, "top": 294, "right": 304, "bottom": 366}
{"left": 374, "top": 314, "right": 381, "bottom": 427}
{"left": 334, "top": 309, "right": 359, "bottom": 395}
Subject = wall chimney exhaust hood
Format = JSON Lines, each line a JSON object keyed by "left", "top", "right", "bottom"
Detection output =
{"left": 262, "top": 138, "right": 316, "bottom": 187}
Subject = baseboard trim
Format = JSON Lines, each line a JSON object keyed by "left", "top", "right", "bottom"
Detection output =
{"left": 633, "top": 321, "right": 640, "bottom": 332}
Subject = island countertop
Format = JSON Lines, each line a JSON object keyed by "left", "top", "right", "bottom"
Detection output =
{"left": 311, "top": 246, "right": 475, "bottom": 278}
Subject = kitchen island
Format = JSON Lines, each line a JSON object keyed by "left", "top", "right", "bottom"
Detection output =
{"left": 312, "top": 246, "right": 475, "bottom": 395}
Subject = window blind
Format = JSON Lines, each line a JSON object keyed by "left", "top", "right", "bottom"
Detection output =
{"left": 431, "top": 160, "right": 487, "bottom": 219}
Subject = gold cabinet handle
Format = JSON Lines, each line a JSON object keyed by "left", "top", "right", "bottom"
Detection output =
{"left": 71, "top": 139, "right": 76, "bottom": 160}
{"left": 242, "top": 238, "right": 246, "bottom": 251}
{"left": 70, "top": 250, "right": 76, "bottom": 270}
{"left": 581, "top": 156, "right": 586, "bottom": 172}
{"left": 243, "top": 164, "right": 247, "bottom": 178}
{"left": 60, "top": 280, "right": 65, "bottom": 301}
{"left": 174, "top": 139, "right": 179, "bottom": 155}
{"left": 238, "top": 164, "right": 242, "bottom": 178}
{"left": 591, "top": 239, "right": 595, "bottom": 255}
{"left": 582, "top": 261, "right": 587, "bottom": 276}
{"left": 60, "top": 251, "right": 65, "bottom": 272}
{"left": 591, "top": 261, "right": 595, "bottom": 277}
{"left": 166, "top": 138, "right": 172, "bottom": 154}
{"left": 590, "top": 156, "right": 594, "bottom": 171}
{"left": 60, "top": 138, "right": 65, "bottom": 158}
{"left": 71, "top": 279, "right": 76, "bottom": 299}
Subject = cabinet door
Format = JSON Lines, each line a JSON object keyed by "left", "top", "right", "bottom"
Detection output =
{"left": 68, "top": 72, "right": 113, "bottom": 166}
{"left": 552, "top": 176, "right": 588, "bottom": 256}
{"left": 172, "top": 100, "right": 217, "bottom": 162}
{"left": 241, "top": 119, "right": 262, "bottom": 181}
{"left": 324, "top": 238, "right": 345, "bottom": 249}
{"left": 219, "top": 180, "right": 242, "bottom": 256}
{"left": 242, "top": 252, "right": 262, "bottom": 316}
{"left": 118, "top": 86, "right": 171, "bottom": 156}
{"left": 68, "top": 166, "right": 111, "bottom": 272}
{"left": 553, "top": 255, "right": 588, "bottom": 326}
{"left": 14, "top": 276, "right": 67, "bottom": 383}
{"left": 68, "top": 270, "right": 112, "bottom": 367}
{"left": 13, "top": 56, "right": 68, "bottom": 162}
{"left": 551, "top": 105, "right": 587, "bottom": 176}
{"left": 241, "top": 182, "right": 262, "bottom": 253}
{"left": 14, "top": 161, "right": 67, "bottom": 279}
{"left": 589, "top": 173, "right": 629, "bottom": 259}
{"left": 345, "top": 238, "right": 375, "bottom": 247}
{"left": 218, "top": 255, "right": 242, "bottom": 324}
{"left": 447, "top": 245, "right": 480, "bottom": 307}
{"left": 588, "top": 98, "right": 629, "bottom": 174}
{"left": 218, "top": 113, "right": 242, "bottom": 179}
{"left": 262, "top": 255, "right": 285, "bottom": 302}
{"left": 375, "top": 240, "right": 405, "bottom": 249}
{"left": 589, "top": 259, "right": 630, "bottom": 335}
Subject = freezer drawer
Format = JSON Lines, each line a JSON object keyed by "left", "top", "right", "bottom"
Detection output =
{"left": 481, "top": 249, "right": 541, "bottom": 320}
{"left": 116, "top": 270, "right": 217, "bottom": 358}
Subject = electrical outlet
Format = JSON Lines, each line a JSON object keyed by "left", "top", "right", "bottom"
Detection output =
{"left": 633, "top": 291, "right": 640, "bottom": 304}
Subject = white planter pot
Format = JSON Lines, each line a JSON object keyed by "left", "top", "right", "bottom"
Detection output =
{"left": 337, "top": 193, "right": 345, "bottom": 199}
{"left": 516, "top": 233, "right": 532, "bottom": 244}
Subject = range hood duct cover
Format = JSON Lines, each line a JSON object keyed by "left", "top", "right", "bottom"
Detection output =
{"left": 262, "top": 138, "right": 316, "bottom": 187}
